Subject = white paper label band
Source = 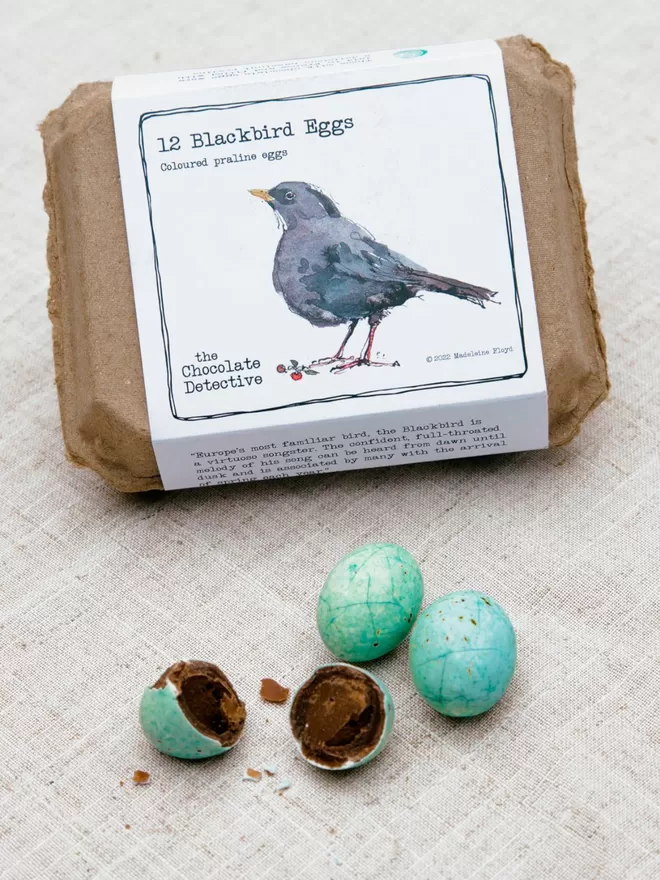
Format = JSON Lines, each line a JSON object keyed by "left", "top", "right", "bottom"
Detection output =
{"left": 112, "top": 41, "right": 548, "bottom": 489}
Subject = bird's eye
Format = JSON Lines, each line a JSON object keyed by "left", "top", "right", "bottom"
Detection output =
{"left": 285, "top": 191, "right": 295, "bottom": 201}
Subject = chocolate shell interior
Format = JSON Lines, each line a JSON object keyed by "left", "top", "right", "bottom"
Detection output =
{"left": 290, "top": 665, "right": 385, "bottom": 768}
{"left": 154, "top": 660, "right": 246, "bottom": 746}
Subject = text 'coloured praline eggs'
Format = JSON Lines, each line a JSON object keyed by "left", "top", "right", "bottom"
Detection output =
{"left": 317, "top": 543, "right": 424, "bottom": 662}
{"left": 409, "top": 591, "right": 516, "bottom": 717}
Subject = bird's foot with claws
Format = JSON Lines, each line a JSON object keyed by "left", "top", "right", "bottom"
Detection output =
{"left": 331, "top": 357, "right": 401, "bottom": 372}
{"left": 310, "top": 355, "right": 351, "bottom": 366}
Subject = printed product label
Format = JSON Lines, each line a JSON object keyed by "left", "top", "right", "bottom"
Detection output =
{"left": 112, "top": 41, "right": 548, "bottom": 489}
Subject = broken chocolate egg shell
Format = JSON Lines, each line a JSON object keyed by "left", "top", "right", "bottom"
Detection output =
{"left": 260, "top": 678, "right": 289, "bottom": 703}
{"left": 139, "top": 661, "right": 246, "bottom": 760}
{"left": 290, "top": 664, "right": 394, "bottom": 770}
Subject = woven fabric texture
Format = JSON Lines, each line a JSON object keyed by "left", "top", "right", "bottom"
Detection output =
{"left": 1, "top": 1, "right": 659, "bottom": 878}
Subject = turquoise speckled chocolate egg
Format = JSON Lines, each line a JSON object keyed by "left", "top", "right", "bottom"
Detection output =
{"left": 140, "top": 660, "right": 246, "bottom": 759}
{"left": 290, "top": 663, "right": 395, "bottom": 770}
{"left": 317, "top": 543, "right": 424, "bottom": 662}
{"left": 409, "top": 591, "right": 516, "bottom": 717}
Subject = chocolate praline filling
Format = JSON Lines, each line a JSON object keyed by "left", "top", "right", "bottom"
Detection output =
{"left": 290, "top": 665, "right": 385, "bottom": 768}
{"left": 154, "top": 660, "right": 246, "bottom": 746}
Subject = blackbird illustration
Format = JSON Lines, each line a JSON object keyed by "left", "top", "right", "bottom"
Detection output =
{"left": 250, "top": 181, "right": 496, "bottom": 369}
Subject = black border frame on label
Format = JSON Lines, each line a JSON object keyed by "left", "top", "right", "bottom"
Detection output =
{"left": 138, "top": 73, "right": 528, "bottom": 422}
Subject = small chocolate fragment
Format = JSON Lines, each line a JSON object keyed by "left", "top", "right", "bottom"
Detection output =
{"left": 290, "top": 665, "right": 387, "bottom": 769}
{"left": 260, "top": 678, "right": 290, "bottom": 703}
{"left": 132, "top": 770, "right": 150, "bottom": 785}
{"left": 245, "top": 768, "right": 262, "bottom": 781}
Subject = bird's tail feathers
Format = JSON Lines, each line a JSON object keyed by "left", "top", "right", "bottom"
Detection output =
{"left": 404, "top": 269, "right": 497, "bottom": 308}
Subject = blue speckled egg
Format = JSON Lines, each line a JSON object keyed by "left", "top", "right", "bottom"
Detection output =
{"left": 290, "top": 663, "right": 395, "bottom": 770}
{"left": 140, "top": 661, "right": 246, "bottom": 759}
{"left": 409, "top": 591, "right": 516, "bottom": 717}
{"left": 317, "top": 543, "right": 424, "bottom": 662}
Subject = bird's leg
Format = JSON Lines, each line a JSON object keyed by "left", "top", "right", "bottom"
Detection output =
{"left": 332, "top": 320, "right": 400, "bottom": 371}
{"left": 336, "top": 320, "right": 358, "bottom": 359}
{"left": 361, "top": 321, "right": 379, "bottom": 363}
{"left": 358, "top": 321, "right": 400, "bottom": 367}
{"left": 312, "top": 320, "right": 358, "bottom": 365}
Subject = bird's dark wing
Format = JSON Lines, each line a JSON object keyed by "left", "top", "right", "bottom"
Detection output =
{"left": 325, "top": 229, "right": 496, "bottom": 308}
{"left": 325, "top": 232, "right": 423, "bottom": 283}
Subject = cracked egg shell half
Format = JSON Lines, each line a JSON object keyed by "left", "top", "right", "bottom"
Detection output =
{"left": 317, "top": 543, "right": 424, "bottom": 662}
{"left": 290, "top": 663, "right": 395, "bottom": 770}
{"left": 409, "top": 591, "right": 516, "bottom": 717}
{"left": 139, "top": 661, "right": 246, "bottom": 759}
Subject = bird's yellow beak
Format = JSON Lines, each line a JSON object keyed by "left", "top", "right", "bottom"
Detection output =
{"left": 249, "top": 188, "right": 274, "bottom": 202}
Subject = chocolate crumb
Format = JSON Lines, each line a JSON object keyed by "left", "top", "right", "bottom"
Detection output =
{"left": 119, "top": 781, "right": 124, "bottom": 787}
{"left": 124, "top": 824, "right": 131, "bottom": 830}
{"left": 132, "top": 770, "right": 150, "bottom": 785}
{"left": 246, "top": 768, "right": 262, "bottom": 781}
{"left": 260, "top": 678, "right": 290, "bottom": 703}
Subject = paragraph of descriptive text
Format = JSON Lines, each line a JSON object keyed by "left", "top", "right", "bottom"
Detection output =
{"left": 190, "top": 418, "right": 508, "bottom": 487}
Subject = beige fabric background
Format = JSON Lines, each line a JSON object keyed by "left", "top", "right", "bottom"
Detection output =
{"left": 1, "top": 1, "right": 659, "bottom": 878}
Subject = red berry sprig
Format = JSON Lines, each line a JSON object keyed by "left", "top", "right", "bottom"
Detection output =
{"left": 276, "top": 359, "right": 319, "bottom": 380}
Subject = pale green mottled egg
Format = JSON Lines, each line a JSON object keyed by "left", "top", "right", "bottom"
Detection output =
{"left": 409, "top": 591, "right": 516, "bottom": 717}
{"left": 290, "top": 663, "right": 395, "bottom": 770}
{"left": 139, "top": 660, "right": 246, "bottom": 759}
{"left": 317, "top": 543, "right": 424, "bottom": 662}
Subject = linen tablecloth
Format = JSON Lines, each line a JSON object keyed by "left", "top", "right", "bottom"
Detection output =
{"left": 1, "top": 1, "right": 659, "bottom": 877}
